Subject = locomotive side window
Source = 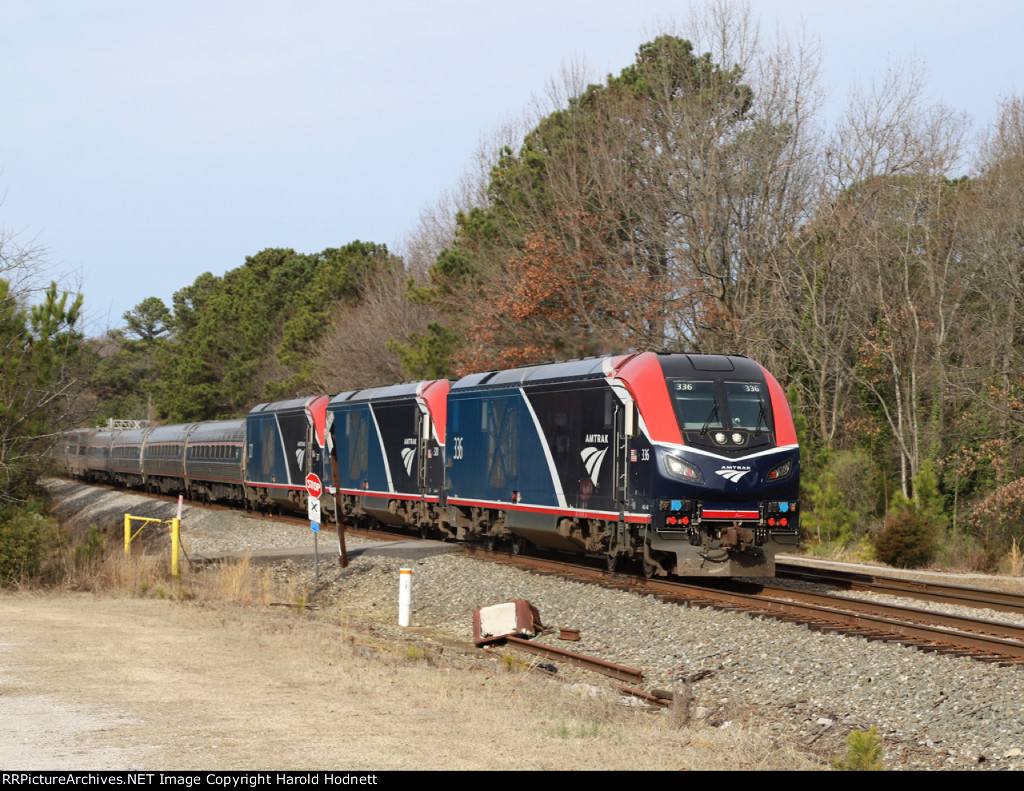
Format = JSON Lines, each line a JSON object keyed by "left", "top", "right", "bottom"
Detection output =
{"left": 348, "top": 411, "right": 368, "bottom": 479}
{"left": 487, "top": 399, "right": 518, "bottom": 488}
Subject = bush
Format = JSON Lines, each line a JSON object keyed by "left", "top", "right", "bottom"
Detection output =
{"left": 0, "top": 504, "right": 53, "bottom": 585}
{"left": 73, "top": 525, "right": 106, "bottom": 572}
{"left": 832, "top": 727, "right": 885, "bottom": 771}
{"left": 803, "top": 449, "right": 882, "bottom": 546}
{"left": 873, "top": 493, "right": 939, "bottom": 569}
{"left": 964, "top": 477, "right": 1024, "bottom": 556}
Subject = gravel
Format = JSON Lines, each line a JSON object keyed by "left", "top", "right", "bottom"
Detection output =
{"left": 316, "top": 551, "right": 1024, "bottom": 770}
{"left": 50, "top": 479, "right": 1024, "bottom": 770}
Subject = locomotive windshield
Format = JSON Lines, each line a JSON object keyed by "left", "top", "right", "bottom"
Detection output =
{"left": 667, "top": 379, "right": 772, "bottom": 436}
{"left": 721, "top": 381, "right": 770, "bottom": 432}
{"left": 668, "top": 380, "right": 722, "bottom": 431}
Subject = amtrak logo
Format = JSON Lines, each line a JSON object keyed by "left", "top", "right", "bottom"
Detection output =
{"left": 715, "top": 468, "right": 750, "bottom": 483}
{"left": 581, "top": 446, "right": 608, "bottom": 484}
{"left": 401, "top": 447, "right": 416, "bottom": 476}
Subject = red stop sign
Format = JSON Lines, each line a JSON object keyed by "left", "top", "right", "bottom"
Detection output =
{"left": 305, "top": 473, "right": 322, "bottom": 499}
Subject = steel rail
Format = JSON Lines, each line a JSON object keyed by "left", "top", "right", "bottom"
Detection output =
{"left": 757, "top": 582, "right": 1024, "bottom": 642}
{"left": 776, "top": 561, "right": 1024, "bottom": 615}
{"left": 644, "top": 579, "right": 1024, "bottom": 660}
{"left": 503, "top": 636, "right": 644, "bottom": 683}
{"left": 466, "top": 548, "right": 1024, "bottom": 661}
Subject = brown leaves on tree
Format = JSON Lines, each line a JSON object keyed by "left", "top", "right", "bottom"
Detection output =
{"left": 454, "top": 212, "right": 667, "bottom": 375}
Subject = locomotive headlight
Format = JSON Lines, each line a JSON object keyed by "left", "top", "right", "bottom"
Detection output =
{"left": 665, "top": 454, "right": 702, "bottom": 482}
{"left": 713, "top": 432, "right": 728, "bottom": 445}
{"left": 731, "top": 432, "right": 744, "bottom": 445}
{"left": 766, "top": 458, "right": 793, "bottom": 481}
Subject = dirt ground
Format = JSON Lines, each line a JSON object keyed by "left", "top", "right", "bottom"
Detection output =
{"left": 0, "top": 590, "right": 816, "bottom": 771}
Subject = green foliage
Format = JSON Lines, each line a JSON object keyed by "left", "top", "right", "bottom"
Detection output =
{"left": 0, "top": 502, "right": 53, "bottom": 585}
{"left": 122, "top": 297, "right": 171, "bottom": 341}
{"left": 277, "top": 241, "right": 392, "bottom": 368}
{"left": 419, "top": 34, "right": 758, "bottom": 372}
{"left": 73, "top": 524, "right": 106, "bottom": 572}
{"left": 913, "top": 459, "right": 946, "bottom": 531}
{"left": 88, "top": 329, "right": 168, "bottom": 423}
{"left": 873, "top": 461, "right": 948, "bottom": 569}
{"left": 832, "top": 727, "right": 885, "bottom": 771}
{"left": 388, "top": 323, "right": 460, "bottom": 381}
{"left": 155, "top": 242, "right": 394, "bottom": 421}
{"left": 0, "top": 278, "right": 85, "bottom": 501}
{"left": 803, "top": 449, "right": 881, "bottom": 547}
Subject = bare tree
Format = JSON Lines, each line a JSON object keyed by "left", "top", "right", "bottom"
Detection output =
{"left": 781, "top": 60, "right": 972, "bottom": 495}
{"left": 962, "top": 95, "right": 1024, "bottom": 435}
{"left": 310, "top": 261, "right": 437, "bottom": 392}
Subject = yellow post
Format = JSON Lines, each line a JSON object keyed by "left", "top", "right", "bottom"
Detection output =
{"left": 124, "top": 514, "right": 131, "bottom": 556}
{"left": 170, "top": 518, "right": 180, "bottom": 577}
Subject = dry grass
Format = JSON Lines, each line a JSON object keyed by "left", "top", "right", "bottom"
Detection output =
{"left": 59, "top": 528, "right": 299, "bottom": 607}
{"left": 1002, "top": 538, "right": 1024, "bottom": 577}
{"left": 312, "top": 625, "right": 818, "bottom": 770}
{"left": 37, "top": 528, "right": 821, "bottom": 769}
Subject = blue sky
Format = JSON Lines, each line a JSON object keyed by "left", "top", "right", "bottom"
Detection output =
{"left": 1, "top": 0, "right": 1021, "bottom": 333}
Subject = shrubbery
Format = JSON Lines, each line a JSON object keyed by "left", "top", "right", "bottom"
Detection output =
{"left": 832, "top": 727, "right": 886, "bottom": 771}
{"left": 802, "top": 449, "right": 882, "bottom": 553}
{"left": 873, "top": 494, "right": 940, "bottom": 568}
{"left": 0, "top": 502, "right": 55, "bottom": 585}
{"left": 965, "top": 477, "right": 1024, "bottom": 558}
{"left": 872, "top": 463, "right": 945, "bottom": 569}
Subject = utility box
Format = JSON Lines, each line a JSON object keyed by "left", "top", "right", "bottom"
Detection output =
{"left": 473, "top": 600, "right": 541, "bottom": 646}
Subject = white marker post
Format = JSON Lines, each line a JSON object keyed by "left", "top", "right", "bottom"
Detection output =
{"left": 398, "top": 568, "right": 413, "bottom": 627}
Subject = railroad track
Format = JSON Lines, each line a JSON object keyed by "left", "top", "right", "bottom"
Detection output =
{"left": 776, "top": 560, "right": 1024, "bottom": 615}
{"left": 464, "top": 546, "right": 1024, "bottom": 666}
{"left": 61, "top": 480, "right": 1024, "bottom": 666}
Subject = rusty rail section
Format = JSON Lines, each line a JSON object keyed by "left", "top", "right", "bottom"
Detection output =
{"left": 657, "top": 580, "right": 1024, "bottom": 661}
{"left": 503, "top": 635, "right": 644, "bottom": 683}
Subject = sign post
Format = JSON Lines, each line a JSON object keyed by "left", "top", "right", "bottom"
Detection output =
{"left": 306, "top": 473, "right": 323, "bottom": 578}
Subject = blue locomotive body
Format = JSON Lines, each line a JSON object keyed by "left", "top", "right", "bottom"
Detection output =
{"left": 58, "top": 351, "right": 798, "bottom": 577}
{"left": 326, "top": 380, "right": 448, "bottom": 532}
{"left": 442, "top": 352, "right": 799, "bottom": 576}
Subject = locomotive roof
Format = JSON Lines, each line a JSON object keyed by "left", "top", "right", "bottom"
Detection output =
{"left": 451, "top": 357, "right": 610, "bottom": 391}
{"left": 249, "top": 396, "right": 322, "bottom": 415}
{"left": 449, "top": 352, "right": 760, "bottom": 392}
{"left": 660, "top": 354, "right": 762, "bottom": 379}
{"left": 329, "top": 381, "right": 428, "bottom": 405}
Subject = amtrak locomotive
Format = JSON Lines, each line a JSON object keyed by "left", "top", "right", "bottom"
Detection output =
{"left": 56, "top": 352, "right": 799, "bottom": 578}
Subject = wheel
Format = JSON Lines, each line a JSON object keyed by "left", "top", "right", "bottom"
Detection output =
{"left": 509, "top": 534, "right": 524, "bottom": 555}
{"left": 483, "top": 534, "right": 497, "bottom": 552}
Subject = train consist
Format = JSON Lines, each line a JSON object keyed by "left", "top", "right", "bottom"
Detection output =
{"left": 56, "top": 352, "right": 800, "bottom": 577}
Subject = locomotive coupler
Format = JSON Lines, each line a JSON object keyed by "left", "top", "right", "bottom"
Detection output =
{"left": 720, "top": 523, "right": 755, "bottom": 551}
